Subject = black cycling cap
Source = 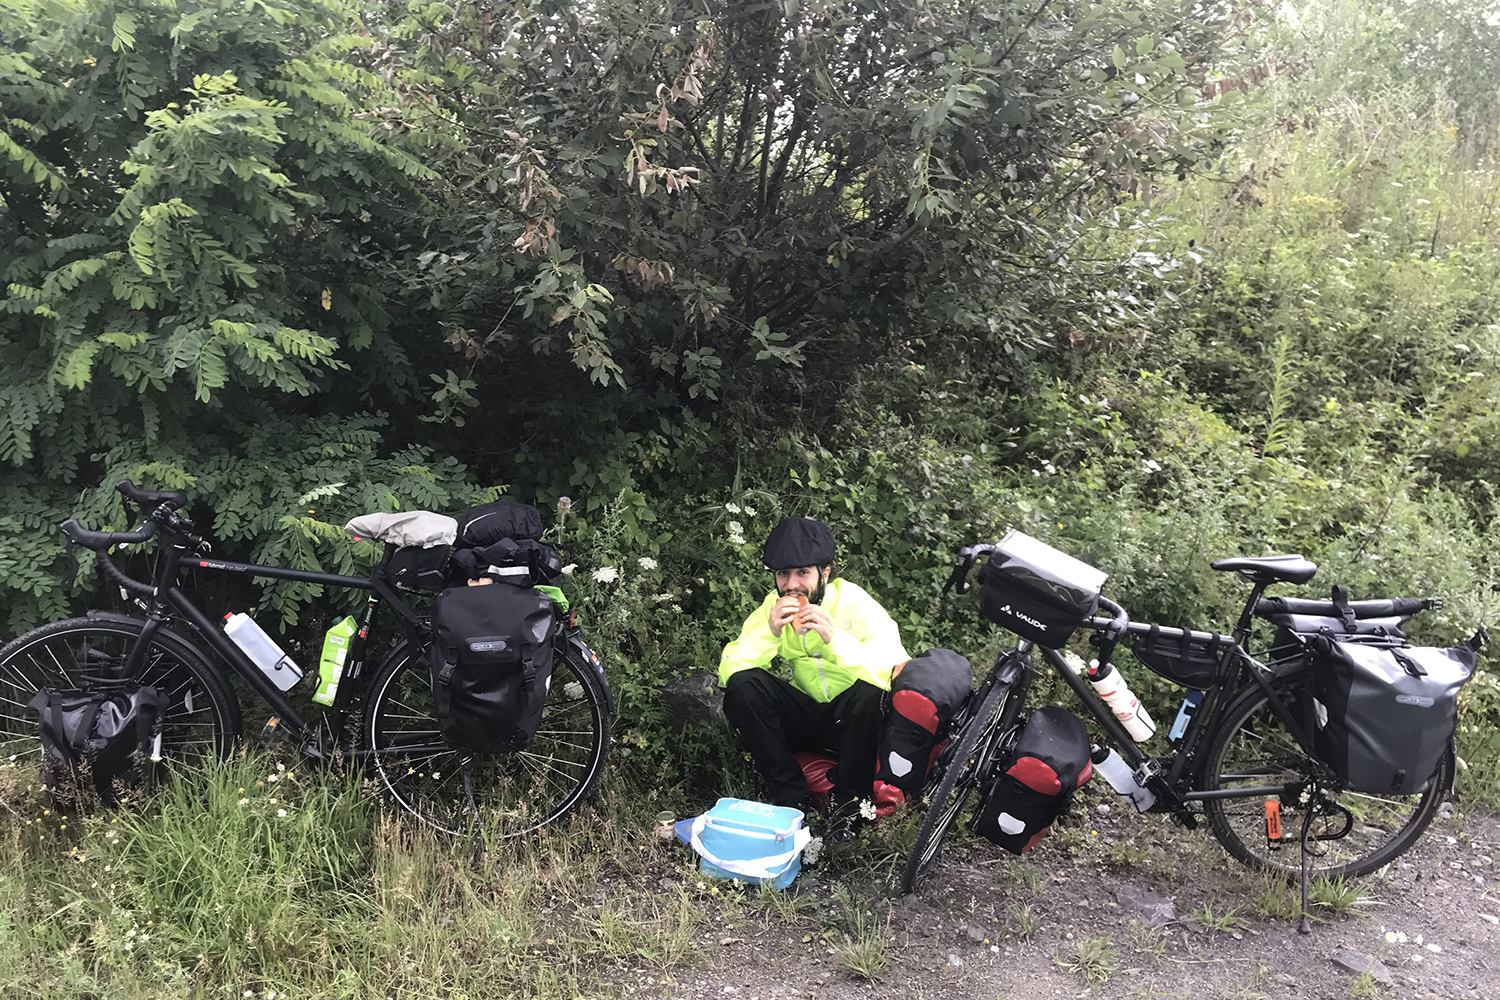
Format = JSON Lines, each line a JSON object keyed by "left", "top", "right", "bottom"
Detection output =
{"left": 762, "top": 517, "right": 835, "bottom": 570}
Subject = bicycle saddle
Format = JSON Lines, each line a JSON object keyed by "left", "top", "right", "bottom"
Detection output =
{"left": 1210, "top": 554, "right": 1317, "bottom": 585}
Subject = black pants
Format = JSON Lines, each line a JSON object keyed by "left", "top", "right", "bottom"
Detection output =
{"left": 722, "top": 668, "right": 885, "bottom": 809}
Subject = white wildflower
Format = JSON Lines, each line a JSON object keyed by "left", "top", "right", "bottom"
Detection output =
{"left": 276, "top": 809, "right": 288, "bottom": 818}
{"left": 724, "top": 502, "right": 742, "bottom": 514}
{"left": 1143, "top": 458, "right": 1162, "bottom": 473}
{"left": 671, "top": 604, "right": 682, "bottom": 613}
{"left": 742, "top": 506, "right": 756, "bottom": 517}
{"left": 858, "top": 799, "right": 877, "bottom": 821}
{"left": 592, "top": 566, "right": 619, "bottom": 584}
{"left": 560, "top": 563, "right": 578, "bottom": 575}
{"left": 637, "top": 556, "right": 658, "bottom": 571}
{"left": 801, "top": 837, "right": 824, "bottom": 866}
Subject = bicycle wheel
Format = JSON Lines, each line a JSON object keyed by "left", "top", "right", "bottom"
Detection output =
{"left": 898, "top": 680, "right": 1011, "bottom": 896}
{"left": 0, "top": 617, "right": 241, "bottom": 787}
{"left": 1201, "top": 677, "right": 1451, "bottom": 878}
{"left": 362, "top": 637, "right": 612, "bottom": 837}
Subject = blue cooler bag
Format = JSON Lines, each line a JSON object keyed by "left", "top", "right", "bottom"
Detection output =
{"left": 689, "top": 798, "right": 811, "bottom": 889}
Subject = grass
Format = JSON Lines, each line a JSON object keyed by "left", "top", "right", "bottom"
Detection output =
{"left": 1054, "top": 935, "right": 1119, "bottom": 986}
{"left": 1007, "top": 902, "right": 1040, "bottom": 939}
{"left": 1252, "top": 874, "right": 1302, "bottom": 921}
{"left": 1310, "top": 875, "right": 1372, "bottom": 916}
{"left": 1190, "top": 898, "right": 1243, "bottom": 934}
{"left": 829, "top": 881, "right": 890, "bottom": 980}
{"left": 0, "top": 750, "right": 730, "bottom": 1000}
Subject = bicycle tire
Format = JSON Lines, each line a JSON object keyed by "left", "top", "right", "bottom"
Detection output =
{"left": 0, "top": 617, "right": 241, "bottom": 789}
{"left": 898, "top": 679, "right": 1010, "bottom": 896}
{"left": 1201, "top": 675, "right": 1451, "bottom": 879}
{"left": 361, "top": 636, "right": 612, "bottom": 837}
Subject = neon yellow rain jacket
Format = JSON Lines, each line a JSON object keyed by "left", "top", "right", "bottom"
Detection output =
{"left": 718, "top": 578, "right": 910, "bottom": 702}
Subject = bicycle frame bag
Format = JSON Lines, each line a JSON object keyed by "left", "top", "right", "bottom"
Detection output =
{"left": 28, "top": 683, "right": 161, "bottom": 804}
{"left": 977, "top": 530, "right": 1107, "bottom": 648}
{"left": 973, "top": 706, "right": 1093, "bottom": 855}
{"left": 1128, "top": 625, "right": 1233, "bottom": 688}
{"left": 1307, "top": 635, "right": 1477, "bottom": 794}
{"left": 430, "top": 582, "right": 558, "bottom": 753}
{"left": 876, "top": 648, "right": 974, "bottom": 793}
{"left": 454, "top": 501, "right": 544, "bottom": 548}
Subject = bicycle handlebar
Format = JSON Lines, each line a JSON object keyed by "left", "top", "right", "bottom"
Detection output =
{"left": 116, "top": 479, "right": 187, "bottom": 513}
{"left": 942, "top": 543, "right": 999, "bottom": 596}
{"left": 59, "top": 517, "right": 158, "bottom": 551}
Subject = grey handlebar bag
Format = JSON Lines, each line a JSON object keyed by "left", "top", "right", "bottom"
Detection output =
{"left": 1307, "top": 636, "right": 1477, "bottom": 795}
{"left": 29, "top": 683, "right": 161, "bottom": 806}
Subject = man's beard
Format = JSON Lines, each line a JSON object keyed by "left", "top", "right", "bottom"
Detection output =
{"left": 779, "top": 578, "right": 827, "bottom": 606}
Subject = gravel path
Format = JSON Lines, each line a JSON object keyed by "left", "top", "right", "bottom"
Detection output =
{"left": 610, "top": 786, "right": 1500, "bottom": 1000}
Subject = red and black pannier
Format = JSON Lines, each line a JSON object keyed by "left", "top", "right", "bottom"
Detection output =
{"left": 875, "top": 648, "right": 974, "bottom": 794}
{"left": 973, "top": 706, "right": 1092, "bottom": 855}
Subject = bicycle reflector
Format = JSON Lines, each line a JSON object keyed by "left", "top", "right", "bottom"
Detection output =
{"left": 1264, "top": 799, "right": 1283, "bottom": 850}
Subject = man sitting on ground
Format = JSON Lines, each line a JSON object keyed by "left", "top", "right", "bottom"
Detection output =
{"left": 719, "top": 517, "right": 909, "bottom": 840}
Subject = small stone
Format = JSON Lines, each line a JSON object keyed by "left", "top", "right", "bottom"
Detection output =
{"left": 1114, "top": 886, "right": 1177, "bottom": 927}
{"left": 720, "top": 937, "right": 743, "bottom": 946}
{"left": 1096, "top": 803, "right": 1111, "bottom": 815}
{"left": 1332, "top": 951, "right": 1394, "bottom": 987}
{"left": 1231, "top": 932, "right": 1243, "bottom": 940}
{"left": 1274, "top": 974, "right": 1297, "bottom": 986}
{"left": 1424, "top": 943, "right": 1442, "bottom": 953}
{"left": 947, "top": 954, "right": 964, "bottom": 968}
{"left": 1478, "top": 913, "right": 1499, "bottom": 925}
{"left": 964, "top": 925, "right": 986, "bottom": 944}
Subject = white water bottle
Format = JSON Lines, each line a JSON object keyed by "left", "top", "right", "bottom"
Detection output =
{"left": 1091, "top": 745, "right": 1157, "bottom": 812}
{"left": 1087, "top": 659, "right": 1156, "bottom": 743}
{"left": 223, "top": 612, "right": 304, "bottom": 692}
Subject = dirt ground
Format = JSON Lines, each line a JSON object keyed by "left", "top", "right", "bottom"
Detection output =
{"left": 608, "top": 784, "right": 1500, "bottom": 1000}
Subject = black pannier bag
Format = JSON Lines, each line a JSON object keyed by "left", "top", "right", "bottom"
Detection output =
{"left": 1128, "top": 625, "right": 1233, "bottom": 688}
{"left": 388, "top": 544, "right": 452, "bottom": 592}
{"left": 978, "top": 530, "right": 1108, "bottom": 648}
{"left": 973, "top": 706, "right": 1093, "bottom": 854}
{"left": 876, "top": 648, "right": 974, "bottom": 793}
{"left": 1307, "top": 636, "right": 1477, "bottom": 794}
{"left": 430, "top": 582, "right": 559, "bottom": 752}
{"left": 454, "top": 501, "right": 544, "bottom": 549}
{"left": 28, "top": 683, "right": 161, "bottom": 804}
{"left": 450, "top": 537, "right": 563, "bottom": 585}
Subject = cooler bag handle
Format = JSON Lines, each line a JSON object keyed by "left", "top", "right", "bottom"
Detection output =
{"left": 689, "top": 815, "right": 812, "bottom": 880}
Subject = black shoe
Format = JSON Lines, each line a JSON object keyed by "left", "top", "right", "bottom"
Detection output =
{"left": 828, "top": 796, "right": 862, "bottom": 843}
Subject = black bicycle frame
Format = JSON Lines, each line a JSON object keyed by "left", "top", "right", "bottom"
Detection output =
{"left": 115, "top": 535, "right": 425, "bottom": 757}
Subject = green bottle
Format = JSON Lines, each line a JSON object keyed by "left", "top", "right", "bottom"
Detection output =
{"left": 314, "top": 616, "right": 357, "bottom": 706}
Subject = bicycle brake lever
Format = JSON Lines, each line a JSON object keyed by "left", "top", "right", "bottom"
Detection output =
{"left": 1424, "top": 597, "right": 1445, "bottom": 612}
{"left": 1468, "top": 625, "right": 1489, "bottom": 652}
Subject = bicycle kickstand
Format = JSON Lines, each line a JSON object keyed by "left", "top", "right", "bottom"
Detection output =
{"left": 1297, "top": 805, "right": 1315, "bottom": 935}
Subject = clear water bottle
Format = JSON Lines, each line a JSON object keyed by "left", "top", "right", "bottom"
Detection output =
{"left": 1168, "top": 690, "right": 1205, "bottom": 743}
{"left": 1087, "top": 660, "right": 1157, "bottom": 743}
{"left": 1091, "top": 745, "right": 1157, "bottom": 812}
{"left": 223, "top": 612, "right": 304, "bottom": 692}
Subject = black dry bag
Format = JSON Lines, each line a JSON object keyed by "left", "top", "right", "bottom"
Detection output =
{"left": 430, "top": 583, "right": 558, "bottom": 752}
{"left": 973, "top": 706, "right": 1093, "bottom": 855}
{"left": 28, "top": 683, "right": 161, "bottom": 804}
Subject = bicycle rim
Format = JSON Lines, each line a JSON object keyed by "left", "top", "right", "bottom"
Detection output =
{"left": 364, "top": 642, "right": 611, "bottom": 837}
{"left": 899, "top": 681, "right": 1008, "bottom": 895}
{"left": 0, "top": 619, "right": 238, "bottom": 788}
{"left": 1201, "top": 678, "right": 1450, "bottom": 878}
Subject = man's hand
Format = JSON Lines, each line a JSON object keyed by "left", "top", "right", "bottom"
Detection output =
{"left": 796, "top": 603, "right": 834, "bottom": 645}
{"left": 768, "top": 595, "right": 801, "bottom": 638}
